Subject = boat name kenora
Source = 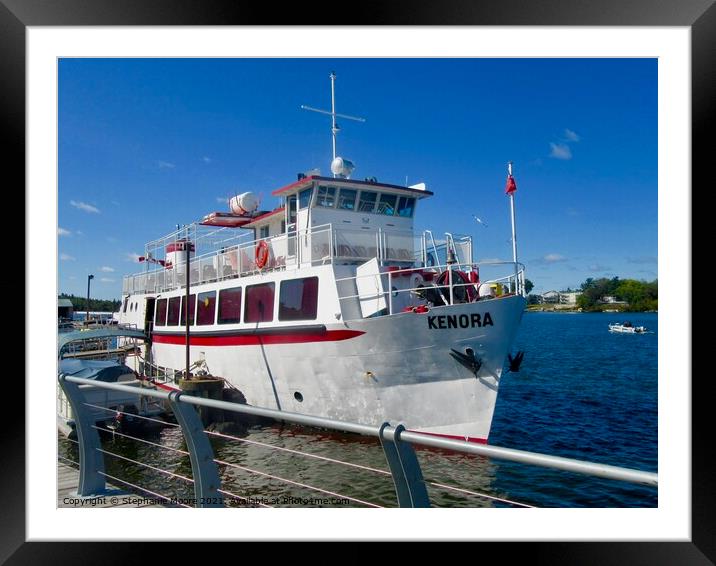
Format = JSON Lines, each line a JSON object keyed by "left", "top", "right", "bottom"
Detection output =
{"left": 427, "top": 313, "right": 494, "bottom": 329}
{"left": 118, "top": 73, "right": 527, "bottom": 443}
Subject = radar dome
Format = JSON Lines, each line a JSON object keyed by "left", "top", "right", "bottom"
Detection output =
{"left": 330, "top": 156, "right": 356, "bottom": 179}
{"left": 229, "top": 192, "right": 259, "bottom": 215}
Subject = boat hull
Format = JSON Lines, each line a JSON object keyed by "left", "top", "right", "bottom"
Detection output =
{"left": 149, "top": 294, "right": 526, "bottom": 442}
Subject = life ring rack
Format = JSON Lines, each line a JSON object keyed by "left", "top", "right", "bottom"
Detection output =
{"left": 255, "top": 240, "right": 270, "bottom": 270}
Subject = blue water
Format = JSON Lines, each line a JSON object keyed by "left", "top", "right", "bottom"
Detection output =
{"left": 489, "top": 311, "right": 657, "bottom": 507}
{"left": 58, "top": 312, "right": 657, "bottom": 508}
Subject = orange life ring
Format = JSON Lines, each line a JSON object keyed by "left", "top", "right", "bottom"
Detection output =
{"left": 255, "top": 240, "right": 270, "bottom": 269}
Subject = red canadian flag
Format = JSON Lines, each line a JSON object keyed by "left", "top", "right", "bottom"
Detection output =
{"left": 505, "top": 174, "right": 517, "bottom": 196}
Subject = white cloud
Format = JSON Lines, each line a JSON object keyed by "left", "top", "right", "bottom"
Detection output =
{"left": 203, "top": 156, "right": 213, "bottom": 164}
{"left": 99, "top": 277, "right": 115, "bottom": 283}
{"left": 124, "top": 252, "right": 142, "bottom": 262}
{"left": 107, "top": 237, "right": 118, "bottom": 243}
{"left": 58, "top": 227, "right": 71, "bottom": 236}
{"left": 68, "top": 275, "right": 77, "bottom": 280}
{"left": 589, "top": 263, "right": 612, "bottom": 271}
{"left": 537, "top": 253, "right": 568, "bottom": 264}
{"left": 157, "top": 160, "right": 175, "bottom": 169}
{"left": 70, "top": 200, "right": 100, "bottom": 213}
{"left": 100, "top": 266, "right": 115, "bottom": 272}
{"left": 549, "top": 143, "right": 572, "bottom": 160}
{"left": 216, "top": 197, "right": 229, "bottom": 204}
{"left": 60, "top": 253, "right": 75, "bottom": 261}
{"left": 111, "top": 200, "right": 120, "bottom": 206}
{"left": 76, "top": 230, "right": 84, "bottom": 236}
{"left": 564, "top": 129, "right": 581, "bottom": 142}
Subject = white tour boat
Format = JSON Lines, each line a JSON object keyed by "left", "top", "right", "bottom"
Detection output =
{"left": 608, "top": 322, "right": 648, "bottom": 334}
{"left": 118, "top": 74, "right": 527, "bottom": 443}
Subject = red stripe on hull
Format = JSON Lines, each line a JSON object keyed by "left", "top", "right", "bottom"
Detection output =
{"left": 152, "top": 329, "right": 364, "bottom": 346}
{"left": 409, "top": 430, "right": 488, "bottom": 444}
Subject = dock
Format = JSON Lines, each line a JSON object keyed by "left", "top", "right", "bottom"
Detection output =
{"left": 58, "top": 461, "right": 167, "bottom": 508}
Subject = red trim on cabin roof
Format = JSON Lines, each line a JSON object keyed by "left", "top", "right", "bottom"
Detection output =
{"left": 271, "top": 176, "right": 316, "bottom": 197}
{"left": 271, "top": 175, "right": 434, "bottom": 198}
{"left": 242, "top": 207, "right": 286, "bottom": 227}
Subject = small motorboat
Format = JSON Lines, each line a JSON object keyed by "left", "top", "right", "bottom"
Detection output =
{"left": 608, "top": 321, "right": 648, "bottom": 334}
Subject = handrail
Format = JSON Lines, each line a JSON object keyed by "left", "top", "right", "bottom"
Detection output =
{"left": 58, "top": 374, "right": 658, "bottom": 491}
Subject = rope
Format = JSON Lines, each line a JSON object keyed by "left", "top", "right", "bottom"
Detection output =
{"left": 205, "top": 429, "right": 391, "bottom": 475}
{"left": 214, "top": 457, "right": 382, "bottom": 508}
{"left": 97, "top": 448, "right": 194, "bottom": 484}
{"left": 97, "top": 471, "right": 186, "bottom": 507}
{"left": 90, "top": 425, "right": 189, "bottom": 455}
{"left": 82, "top": 402, "right": 179, "bottom": 428}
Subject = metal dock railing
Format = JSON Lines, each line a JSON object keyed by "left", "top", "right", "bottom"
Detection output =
{"left": 58, "top": 374, "right": 657, "bottom": 508}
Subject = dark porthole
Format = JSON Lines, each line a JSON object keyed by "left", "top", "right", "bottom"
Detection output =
{"left": 294, "top": 392, "right": 303, "bottom": 402}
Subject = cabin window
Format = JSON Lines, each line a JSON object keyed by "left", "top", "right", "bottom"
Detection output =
{"left": 245, "top": 282, "right": 275, "bottom": 323}
{"left": 180, "top": 294, "right": 196, "bottom": 326}
{"left": 197, "top": 291, "right": 216, "bottom": 326}
{"left": 377, "top": 194, "right": 397, "bottom": 216}
{"left": 358, "top": 191, "right": 377, "bottom": 212}
{"left": 167, "top": 296, "right": 181, "bottom": 325}
{"left": 316, "top": 185, "right": 336, "bottom": 208}
{"left": 337, "top": 188, "right": 357, "bottom": 211}
{"left": 279, "top": 277, "right": 319, "bottom": 321}
{"left": 123, "top": 297, "right": 129, "bottom": 313}
{"left": 218, "top": 286, "right": 242, "bottom": 324}
{"left": 298, "top": 187, "right": 313, "bottom": 209}
{"left": 155, "top": 298, "right": 168, "bottom": 326}
{"left": 259, "top": 225, "right": 269, "bottom": 239}
{"left": 397, "top": 197, "right": 415, "bottom": 217}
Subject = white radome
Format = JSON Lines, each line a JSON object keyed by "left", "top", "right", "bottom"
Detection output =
{"left": 330, "top": 156, "right": 355, "bottom": 178}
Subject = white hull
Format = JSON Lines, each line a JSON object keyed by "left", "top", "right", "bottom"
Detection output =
{"left": 146, "top": 294, "right": 525, "bottom": 442}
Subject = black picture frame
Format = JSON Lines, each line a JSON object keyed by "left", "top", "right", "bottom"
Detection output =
{"left": 7, "top": 0, "right": 709, "bottom": 561}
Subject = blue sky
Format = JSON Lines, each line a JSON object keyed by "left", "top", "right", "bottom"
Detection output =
{"left": 58, "top": 58, "right": 657, "bottom": 298}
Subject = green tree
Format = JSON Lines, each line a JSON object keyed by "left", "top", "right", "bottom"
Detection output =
{"left": 524, "top": 278, "right": 534, "bottom": 295}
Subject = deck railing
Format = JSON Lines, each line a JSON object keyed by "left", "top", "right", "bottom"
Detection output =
{"left": 122, "top": 224, "right": 460, "bottom": 296}
{"left": 58, "top": 374, "right": 657, "bottom": 508}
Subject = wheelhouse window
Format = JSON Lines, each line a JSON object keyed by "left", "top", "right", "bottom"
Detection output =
{"left": 397, "top": 196, "right": 415, "bottom": 217}
{"left": 377, "top": 193, "right": 397, "bottom": 216}
{"left": 167, "top": 296, "right": 181, "bottom": 326}
{"left": 245, "top": 283, "right": 275, "bottom": 323}
{"left": 279, "top": 277, "right": 319, "bottom": 321}
{"left": 155, "top": 298, "right": 168, "bottom": 326}
{"left": 316, "top": 185, "right": 336, "bottom": 208}
{"left": 218, "top": 286, "right": 242, "bottom": 324}
{"left": 180, "top": 294, "right": 196, "bottom": 326}
{"left": 122, "top": 297, "right": 129, "bottom": 313}
{"left": 337, "top": 188, "right": 357, "bottom": 211}
{"left": 358, "top": 191, "right": 377, "bottom": 212}
{"left": 197, "top": 291, "right": 216, "bottom": 326}
{"left": 298, "top": 187, "right": 313, "bottom": 209}
{"left": 259, "top": 225, "right": 269, "bottom": 239}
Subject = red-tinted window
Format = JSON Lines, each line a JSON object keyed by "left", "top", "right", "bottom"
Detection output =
{"left": 167, "top": 296, "right": 181, "bottom": 325}
{"left": 180, "top": 294, "right": 196, "bottom": 326}
{"left": 279, "top": 277, "right": 319, "bottom": 321}
{"left": 245, "top": 283, "right": 275, "bottom": 323}
{"left": 155, "top": 298, "right": 168, "bottom": 326}
{"left": 218, "top": 287, "right": 242, "bottom": 324}
{"left": 197, "top": 291, "right": 216, "bottom": 326}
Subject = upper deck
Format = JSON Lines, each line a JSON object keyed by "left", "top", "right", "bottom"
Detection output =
{"left": 122, "top": 174, "right": 456, "bottom": 296}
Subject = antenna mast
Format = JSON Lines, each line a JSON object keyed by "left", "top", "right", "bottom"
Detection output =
{"left": 301, "top": 72, "right": 366, "bottom": 176}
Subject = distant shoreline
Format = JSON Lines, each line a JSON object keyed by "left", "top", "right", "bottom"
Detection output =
{"left": 525, "top": 306, "right": 657, "bottom": 314}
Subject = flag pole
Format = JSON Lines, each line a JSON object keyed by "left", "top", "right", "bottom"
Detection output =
{"left": 507, "top": 161, "right": 520, "bottom": 294}
{"left": 508, "top": 161, "right": 517, "bottom": 264}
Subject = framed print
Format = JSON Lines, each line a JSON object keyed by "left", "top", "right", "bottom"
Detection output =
{"left": 6, "top": 0, "right": 711, "bottom": 561}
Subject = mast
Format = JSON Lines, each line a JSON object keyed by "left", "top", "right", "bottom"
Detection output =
{"left": 301, "top": 72, "right": 365, "bottom": 177}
